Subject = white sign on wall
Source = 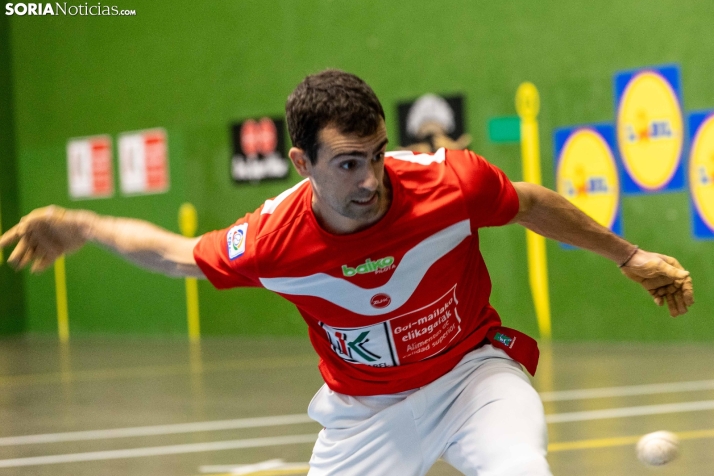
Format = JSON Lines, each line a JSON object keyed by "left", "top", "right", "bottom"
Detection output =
{"left": 66, "top": 135, "right": 114, "bottom": 200}
{"left": 118, "top": 128, "right": 170, "bottom": 195}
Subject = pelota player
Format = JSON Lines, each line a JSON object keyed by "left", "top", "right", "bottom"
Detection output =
{"left": 0, "top": 70, "right": 694, "bottom": 475}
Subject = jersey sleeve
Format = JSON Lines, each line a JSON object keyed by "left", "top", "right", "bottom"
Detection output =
{"left": 193, "top": 212, "right": 262, "bottom": 289}
{"left": 448, "top": 150, "right": 520, "bottom": 229}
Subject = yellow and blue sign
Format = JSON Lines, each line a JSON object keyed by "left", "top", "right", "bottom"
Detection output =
{"left": 554, "top": 125, "right": 622, "bottom": 244}
{"left": 688, "top": 111, "right": 714, "bottom": 239}
{"left": 614, "top": 65, "right": 685, "bottom": 194}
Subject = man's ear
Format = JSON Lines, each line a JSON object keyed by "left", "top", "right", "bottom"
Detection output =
{"left": 289, "top": 147, "right": 311, "bottom": 178}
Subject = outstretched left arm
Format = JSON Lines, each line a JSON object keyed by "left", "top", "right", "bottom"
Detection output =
{"left": 510, "top": 181, "right": 694, "bottom": 317}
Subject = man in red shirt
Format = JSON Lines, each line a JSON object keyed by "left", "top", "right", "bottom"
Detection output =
{"left": 1, "top": 70, "right": 694, "bottom": 475}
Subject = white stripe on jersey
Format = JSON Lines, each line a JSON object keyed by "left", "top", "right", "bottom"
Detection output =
{"left": 385, "top": 148, "right": 446, "bottom": 165}
{"left": 259, "top": 219, "right": 471, "bottom": 316}
{"left": 261, "top": 179, "right": 309, "bottom": 215}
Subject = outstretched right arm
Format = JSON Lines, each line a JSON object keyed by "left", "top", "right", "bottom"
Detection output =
{"left": 0, "top": 206, "right": 205, "bottom": 278}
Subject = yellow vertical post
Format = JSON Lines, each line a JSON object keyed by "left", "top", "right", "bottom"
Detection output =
{"left": 516, "top": 82, "right": 552, "bottom": 340}
{"left": 54, "top": 255, "right": 70, "bottom": 342}
{"left": 179, "top": 203, "right": 200, "bottom": 342}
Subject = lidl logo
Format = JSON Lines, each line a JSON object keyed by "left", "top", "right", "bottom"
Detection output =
{"left": 688, "top": 111, "right": 714, "bottom": 239}
{"left": 615, "top": 65, "right": 685, "bottom": 193}
{"left": 624, "top": 120, "right": 674, "bottom": 143}
{"left": 227, "top": 223, "right": 248, "bottom": 260}
{"left": 554, "top": 126, "right": 622, "bottom": 238}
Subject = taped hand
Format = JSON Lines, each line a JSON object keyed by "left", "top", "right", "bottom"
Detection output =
{"left": 620, "top": 250, "right": 694, "bottom": 317}
{"left": 0, "top": 206, "right": 92, "bottom": 273}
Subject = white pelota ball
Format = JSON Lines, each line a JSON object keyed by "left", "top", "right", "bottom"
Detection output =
{"left": 636, "top": 431, "right": 680, "bottom": 466}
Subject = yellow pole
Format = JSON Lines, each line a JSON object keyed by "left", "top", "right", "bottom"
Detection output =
{"left": 179, "top": 203, "right": 200, "bottom": 342}
{"left": 516, "top": 82, "right": 552, "bottom": 340}
{"left": 54, "top": 255, "right": 70, "bottom": 342}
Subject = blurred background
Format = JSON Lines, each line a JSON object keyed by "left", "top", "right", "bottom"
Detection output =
{"left": 0, "top": 1, "right": 712, "bottom": 475}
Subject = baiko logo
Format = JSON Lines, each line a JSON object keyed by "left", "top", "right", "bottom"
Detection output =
{"left": 342, "top": 256, "right": 395, "bottom": 277}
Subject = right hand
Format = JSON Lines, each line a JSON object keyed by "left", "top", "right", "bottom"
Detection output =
{"left": 620, "top": 249, "right": 694, "bottom": 317}
{"left": 0, "top": 206, "right": 94, "bottom": 273}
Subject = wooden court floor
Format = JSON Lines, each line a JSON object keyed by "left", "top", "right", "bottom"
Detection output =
{"left": 0, "top": 335, "right": 712, "bottom": 475}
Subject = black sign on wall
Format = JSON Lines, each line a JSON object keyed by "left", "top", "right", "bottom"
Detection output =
{"left": 397, "top": 94, "right": 470, "bottom": 153}
{"left": 230, "top": 117, "right": 290, "bottom": 182}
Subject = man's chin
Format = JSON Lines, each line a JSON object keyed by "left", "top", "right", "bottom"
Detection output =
{"left": 345, "top": 202, "right": 383, "bottom": 223}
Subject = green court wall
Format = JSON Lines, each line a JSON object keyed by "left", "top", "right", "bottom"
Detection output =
{"left": 5, "top": 1, "right": 714, "bottom": 340}
{"left": 0, "top": 14, "right": 25, "bottom": 335}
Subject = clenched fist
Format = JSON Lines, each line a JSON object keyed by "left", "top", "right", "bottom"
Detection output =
{"left": 620, "top": 249, "right": 694, "bottom": 317}
{"left": 0, "top": 206, "right": 95, "bottom": 273}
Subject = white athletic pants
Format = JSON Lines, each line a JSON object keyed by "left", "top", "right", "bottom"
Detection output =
{"left": 307, "top": 344, "right": 551, "bottom": 476}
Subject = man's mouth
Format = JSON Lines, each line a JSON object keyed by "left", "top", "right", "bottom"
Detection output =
{"left": 352, "top": 193, "right": 377, "bottom": 206}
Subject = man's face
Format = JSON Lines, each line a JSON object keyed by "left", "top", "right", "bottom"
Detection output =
{"left": 290, "top": 120, "right": 390, "bottom": 234}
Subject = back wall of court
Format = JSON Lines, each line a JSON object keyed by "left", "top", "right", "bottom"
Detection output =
{"left": 3, "top": 0, "right": 712, "bottom": 341}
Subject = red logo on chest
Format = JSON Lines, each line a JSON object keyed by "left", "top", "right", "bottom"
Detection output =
{"left": 370, "top": 293, "right": 392, "bottom": 309}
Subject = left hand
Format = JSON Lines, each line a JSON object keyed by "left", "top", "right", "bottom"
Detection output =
{"left": 620, "top": 250, "right": 694, "bottom": 317}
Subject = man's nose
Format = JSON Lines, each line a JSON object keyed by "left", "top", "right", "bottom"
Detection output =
{"left": 360, "top": 165, "right": 379, "bottom": 191}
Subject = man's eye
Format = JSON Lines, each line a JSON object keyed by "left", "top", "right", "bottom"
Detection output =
{"left": 340, "top": 160, "right": 357, "bottom": 170}
{"left": 373, "top": 152, "right": 385, "bottom": 162}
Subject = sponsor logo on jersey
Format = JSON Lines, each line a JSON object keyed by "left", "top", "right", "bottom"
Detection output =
{"left": 556, "top": 127, "right": 621, "bottom": 233}
{"left": 320, "top": 285, "right": 462, "bottom": 368}
{"left": 370, "top": 293, "right": 392, "bottom": 309}
{"left": 321, "top": 322, "right": 394, "bottom": 366}
{"left": 688, "top": 111, "right": 714, "bottom": 238}
{"left": 616, "top": 67, "right": 683, "bottom": 191}
{"left": 260, "top": 220, "right": 472, "bottom": 317}
{"left": 227, "top": 223, "right": 248, "bottom": 260}
{"left": 342, "top": 256, "right": 395, "bottom": 277}
{"left": 493, "top": 332, "right": 515, "bottom": 349}
{"left": 333, "top": 331, "right": 382, "bottom": 363}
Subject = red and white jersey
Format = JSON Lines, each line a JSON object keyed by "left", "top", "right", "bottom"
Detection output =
{"left": 194, "top": 148, "right": 520, "bottom": 396}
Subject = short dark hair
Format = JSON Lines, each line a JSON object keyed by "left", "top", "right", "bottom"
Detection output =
{"left": 286, "top": 69, "right": 385, "bottom": 164}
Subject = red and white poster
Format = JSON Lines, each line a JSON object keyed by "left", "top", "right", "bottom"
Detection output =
{"left": 66, "top": 135, "right": 114, "bottom": 200}
{"left": 118, "top": 128, "right": 170, "bottom": 195}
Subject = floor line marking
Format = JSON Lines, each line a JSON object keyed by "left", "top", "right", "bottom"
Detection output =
{"left": 2, "top": 400, "right": 714, "bottom": 447}
{"left": 0, "top": 414, "right": 316, "bottom": 446}
{"left": 204, "top": 470, "right": 310, "bottom": 476}
{"left": 2, "top": 427, "right": 714, "bottom": 467}
{"left": 238, "top": 470, "right": 309, "bottom": 476}
{"left": 548, "top": 428, "right": 714, "bottom": 452}
{"left": 545, "top": 399, "right": 714, "bottom": 423}
{"left": 199, "top": 459, "right": 311, "bottom": 475}
{"left": 540, "top": 379, "right": 714, "bottom": 402}
{"left": 0, "top": 434, "right": 319, "bottom": 468}
{"left": 199, "top": 458, "right": 284, "bottom": 473}
{"left": 0, "top": 355, "right": 316, "bottom": 387}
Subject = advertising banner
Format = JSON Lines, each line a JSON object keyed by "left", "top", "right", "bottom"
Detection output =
{"left": 554, "top": 125, "right": 623, "bottom": 244}
{"left": 688, "top": 111, "right": 714, "bottom": 239}
{"left": 614, "top": 65, "right": 685, "bottom": 193}
{"left": 66, "top": 135, "right": 114, "bottom": 200}
{"left": 230, "top": 117, "right": 289, "bottom": 182}
{"left": 118, "top": 128, "right": 169, "bottom": 195}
